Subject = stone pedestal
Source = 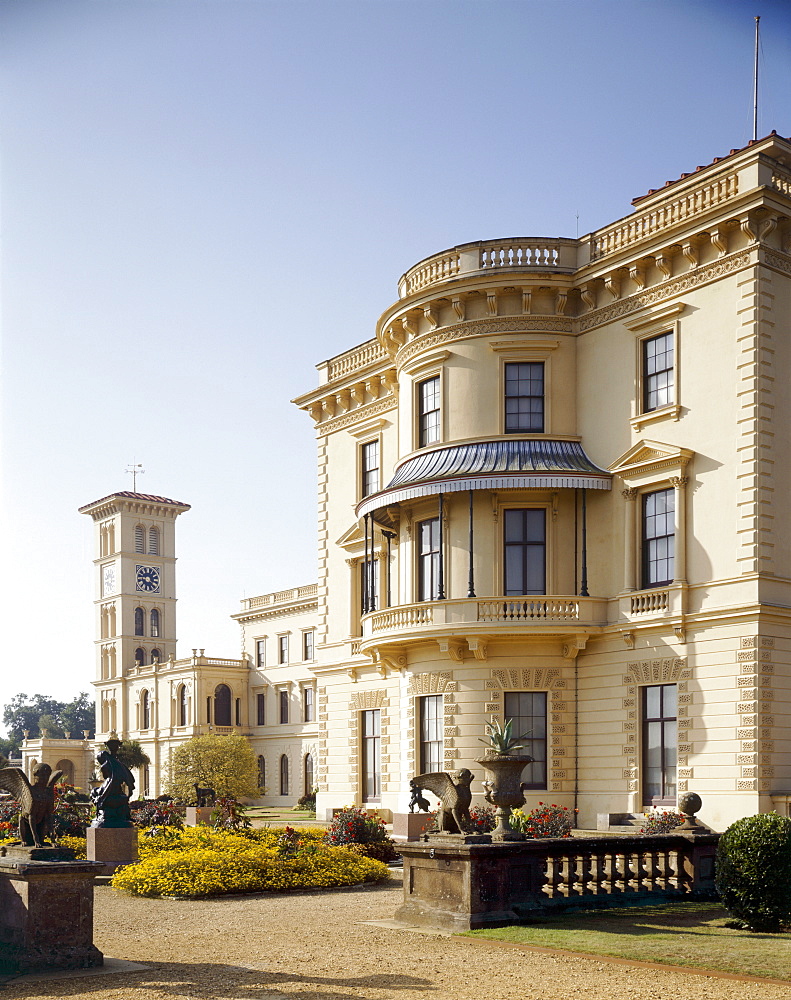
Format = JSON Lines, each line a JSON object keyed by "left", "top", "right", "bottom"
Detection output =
{"left": 0, "top": 857, "right": 105, "bottom": 973}
{"left": 391, "top": 812, "right": 434, "bottom": 841}
{"left": 185, "top": 806, "right": 214, "bottom": 826}
{"left": 86, "top": 826, "right": 139, "bottom": 875}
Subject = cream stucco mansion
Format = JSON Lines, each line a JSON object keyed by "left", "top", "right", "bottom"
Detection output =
{"left": 25, "top": 132, "right": 791, "bottom": 832}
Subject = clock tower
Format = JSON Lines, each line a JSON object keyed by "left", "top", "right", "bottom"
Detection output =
{"left": 79, "top": 491, "right": 191, "bottom": 740}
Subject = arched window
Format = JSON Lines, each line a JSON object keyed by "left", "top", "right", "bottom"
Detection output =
{"left": 214, "top": 684, "right": 232, "bottom": 727}
{"left": 257, "top": 755, "right": 266, "bottom": 790}
{"left": 178, "top": 684, "right": 187, "bottom": 727}
{"left": 151, "top": 648, "right": 161, "bottom": 663}
{"left": 280, "top": 755, "right": 289, "bottom": 796}
{"left": 134, "top": 607, "right": 145, "bottom": 636}
{"left": 134, "top": 525, "right": 145, "bottom": 553}
{"left": 148, "top": 526, "right": 160, "bottom": 555}
{"left": 150, "top": 609, "right": 160, "bottom": 637}
{"left": 135, "top": 647, "right": 145, "bottom": 666}
{"left": 304, "top": 753, "right": 314, "bottom": 795}
{"left": 55, "top": 758, "right": 75, "bottom": 785}
{"left": 141, "top": 690, "right": 150, "bottom": 730}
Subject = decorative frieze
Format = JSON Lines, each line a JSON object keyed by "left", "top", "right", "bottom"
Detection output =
{"left": 579, "top": 251, "right": 752, "bottom": 332}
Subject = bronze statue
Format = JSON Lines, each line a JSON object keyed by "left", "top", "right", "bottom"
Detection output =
{"left": 0, "top": 763, "right": 63, "bottom": 847}
{"left": 193, "top": 783, "right": 215, "bottom": 807}
{"left": 91, "top": 739, "right": 136, "bottom": 828}
{"left": 410, "top": 769, "right": 474, "bottom": 833}
{"left": 408, "top": 779, "right": 430, "bottom": 814}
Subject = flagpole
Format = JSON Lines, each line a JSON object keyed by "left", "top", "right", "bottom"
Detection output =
{"left": 753, "top": 15, "right": 760, "bottom": 141}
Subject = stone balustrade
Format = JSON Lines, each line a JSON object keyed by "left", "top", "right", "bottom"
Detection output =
{"left": 240, "top": 584, "right": 318, "bottom": 611}
{"left": 396, "top": 831, "right": 719, "bottom": 931}
{"left": 398, "top": 238, "right": 579, "bottom": 298}
{"left": 363, "top": 597, "right": 607, "bottom": 640}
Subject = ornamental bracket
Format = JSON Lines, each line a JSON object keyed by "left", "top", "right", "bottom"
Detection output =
{"left": 438, "top": 638, "right": 465, "bottom": 663}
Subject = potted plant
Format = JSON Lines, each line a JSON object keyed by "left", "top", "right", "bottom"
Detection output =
{"left": 475, "top": 718, "right": 533, "bottom": 841}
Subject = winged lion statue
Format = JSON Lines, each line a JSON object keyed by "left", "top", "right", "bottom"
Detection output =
{"left": 0, "top": 763, "right": 63, "bottom": 847}
{"left": 410, "top": 768, "right": 474, "bottom": 833}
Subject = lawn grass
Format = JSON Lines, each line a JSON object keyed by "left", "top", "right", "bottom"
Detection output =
{"left": 465, "top": 902, "right": 791, "bottom": 981}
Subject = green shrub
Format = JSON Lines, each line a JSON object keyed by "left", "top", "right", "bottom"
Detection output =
{"left": 346, "top": 840, "right": 399, "bottom": 863}
{"left": 715, "top": 812, "right": 791, "bottom": 932}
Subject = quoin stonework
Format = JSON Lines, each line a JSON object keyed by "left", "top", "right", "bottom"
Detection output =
{"left": 25, "top": 132, "right": 791, "bottom": 833}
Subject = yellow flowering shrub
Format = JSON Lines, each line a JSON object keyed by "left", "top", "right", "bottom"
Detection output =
{"left": 111, "top": 834, "right": 390, "bottom": 898}
{"left": 58, "top": 835, "right": 87, "bottom": 859}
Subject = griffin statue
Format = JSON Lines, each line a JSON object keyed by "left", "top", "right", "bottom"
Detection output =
{"left": 410, "top": 768, "right": 474, "bottom": 833}
{"left": 0, "top": 763, "right": 63, "bottom": 847}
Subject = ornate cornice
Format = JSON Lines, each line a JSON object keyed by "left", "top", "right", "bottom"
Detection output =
{"left": 396, "top": 316, "right": 573, "bottom": 369}
{"left": 579, "top": 250, "right": 753, "bottom": 332}
{"left": 763, "top": 250, "right": 791, "bottom": 275}
{"left": 316, "top": 396, "right": 397, "bottom": 435}
{"left": 234, "top": 600, "right": 318, "bottom": 624}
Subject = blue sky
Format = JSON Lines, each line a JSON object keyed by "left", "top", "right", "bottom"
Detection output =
{"left": 2, "top": 0, "right": 791, "bottom": 723}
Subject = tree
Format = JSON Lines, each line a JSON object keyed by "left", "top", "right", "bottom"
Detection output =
{"left": 165, "top": 733, "right": 261, "bottom": 801}
{"left": 37, "top": 714, "right": 65, "bottom": 738}
{"left": 60, "top": 692, "right": 95, "bottom": 737}
{"left": 2, "top": 692, "right": 96, "bottom": 748}
{"left": 113, "top": 740, "right": 150, "bottom": 770}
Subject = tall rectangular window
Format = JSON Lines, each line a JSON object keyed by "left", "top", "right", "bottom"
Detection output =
{"left": 418, "top": 376, "right": 440, "bottom": 447}
{"left": 302, "top": 630, "right": 315, "bottom": 661}
{"left": 256, "top": 692, "right": 266, "bottom": 726}
{"left": 303, "top": 687, "right": 314, "bottom": 722}
{"left": 642, "top": 683, "right": 677, "bottom": 805}
{"left": 504, "top": 509, "right": 546, "bottom": 596}
{"left": 361, "top": 709, "right": 381, "bottom": 801}
{"left": 278, "top": 635, "right": 289, "bottom": 664}
{"left": 505, "top": 362, "right": 544, "bottom": 433}
{"left": 642, "top": 488, "right": 674, "bottom": 587}
{"left": 419, "top": 695, "right": 443, "bottom": 772}
{"left": 361, "top": 440, "right": 380, "bottom": 497}
{"left": 256, "top": 640, "right": 266, "bottom": 669}
{"left": 504, "top": 692, "right": 548, "bottom": 789}
{"left": 643, "top": 332, "right": 674, "bottom": 412}
{"left": 279, "top": 689, "right": 289, "bottom": 724}
{"left": 360, "top": 558, "right": 379, "bottom": 613}
{"left": 417, "top": 518, "right": 440, "bottom": 601}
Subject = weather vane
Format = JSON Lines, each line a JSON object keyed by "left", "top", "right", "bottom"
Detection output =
{"left": 126, "top": 462, "right": 145, "bottom": 491}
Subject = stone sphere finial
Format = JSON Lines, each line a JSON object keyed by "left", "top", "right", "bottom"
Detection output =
{"left": 678, "top": 791, "right": 703, "bottom": 830}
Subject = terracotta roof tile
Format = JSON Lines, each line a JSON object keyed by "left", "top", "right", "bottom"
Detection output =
{"left": 631, "top": 130, "right": 789, "bottom": 205}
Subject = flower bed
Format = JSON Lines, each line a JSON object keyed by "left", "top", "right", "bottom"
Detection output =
{"left": 111, "top": 826, "right": 390, "bottom": 898}
{"left": 511, "top": 803, "right": 575, "bottom": 838}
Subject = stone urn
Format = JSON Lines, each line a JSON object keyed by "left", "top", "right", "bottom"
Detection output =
{"left": 476, "top": 753, "right": 532, "bottom": 841}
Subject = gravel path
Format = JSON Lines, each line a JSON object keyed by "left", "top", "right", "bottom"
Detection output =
{"left": 6, "top": 875, "right": 791, "bottom": 1000}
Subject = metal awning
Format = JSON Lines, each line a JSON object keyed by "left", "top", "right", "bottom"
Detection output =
{"left": 356, "top": 438, "right": 611, "bottom": 519}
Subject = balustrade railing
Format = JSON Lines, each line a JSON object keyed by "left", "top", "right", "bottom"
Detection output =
{"left": 480, "top": 242, "right": 560, "bottom": 269}
{"left": 363, "top": 596, "right": 607, "bottom": 638}
{"left": 541, "top": 840, "right": 686, "bottom": 900}
{"left": 630, "top": 589, "right": 669, "bottom": 614}
{"left": 368, "top": 606, "right": 434, "bottom": 632}
{"left": 399, "top": 238, "right": 578, "bottom": 297}
{"left": 478, "top": 599, "right": 580, "bottom": 622}
{"left": 398, "top": 832, "right": 719, "bottom": 929}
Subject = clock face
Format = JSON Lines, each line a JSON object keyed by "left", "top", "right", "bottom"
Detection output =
{"left": 102, "top": 563, "right": 116, "bottom": 596}
{"left": 135, "top": 564, "right": 161, "bottom": 593}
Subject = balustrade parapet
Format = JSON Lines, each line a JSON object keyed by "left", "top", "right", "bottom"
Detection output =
{"left": 396, "top": 831, "right": 719, "bottom": 930}
{"left": 398, "top": 238, "right": 579, "bottom": 298}
{"left": 362, "top": 596, "right": 609, "bottom": 641}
